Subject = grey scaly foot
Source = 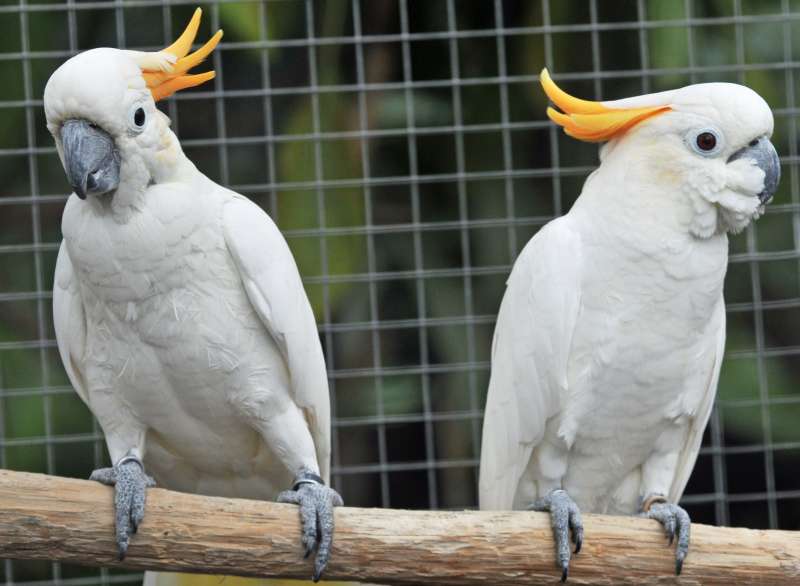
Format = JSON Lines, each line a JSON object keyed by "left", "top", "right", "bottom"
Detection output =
{"left": 90, "top": 453, "right": 155, "bottom": 559}
{"left": 529, "top": 489, "right": 584, "bottom": 582}
{"left": 278, "top": 468, "right": 344, "bottom": 582}
{"left": 641, "top": 494, "right": 690, "bottom": 575}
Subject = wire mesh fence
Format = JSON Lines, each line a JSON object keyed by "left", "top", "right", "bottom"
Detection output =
{"left": 1, "top": 0, "right": 799, "bottom": 584}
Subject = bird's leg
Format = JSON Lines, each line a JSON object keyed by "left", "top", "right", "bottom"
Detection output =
{"left": 640, "top": 493, "right": 690, "bottom": 575}
{"left": 529, "top": 488, "right": 584, "bottom": 582}
{"left": 278, "top": 467, "right": 344, "bottom": 582}
{"left": 89, "top": 452, "right": 156, "bottom": 559}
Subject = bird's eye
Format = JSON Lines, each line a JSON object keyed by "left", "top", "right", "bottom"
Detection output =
{"left": 696, "top": 132, "right": 716, "bottom": 151}
{"left": 687, "top": 127, "right": 723, "bottom": 157}
{"left": 127, "top": 104, "right": 147, "bottom": 132}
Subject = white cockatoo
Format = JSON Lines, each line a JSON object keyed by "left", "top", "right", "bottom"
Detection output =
{"left": 45, "top": 9, "right": 342, "bottom": 584}
{"left": 479, "top": 69, "right": 779, "bottom": 580}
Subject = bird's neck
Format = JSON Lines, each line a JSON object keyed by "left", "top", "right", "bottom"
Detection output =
{"left": 575, "top": 151, "right": 722, "bottom": 243}
{"left": 569, "top": 162, "right": 729, "bottom": 297}
{"left": 99, "top": 132, "right": 198, "bottom": 222}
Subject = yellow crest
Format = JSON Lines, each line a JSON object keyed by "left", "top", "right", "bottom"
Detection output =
{"left": 139, "top": 8, "right": 223, "bottom": 102}
{"left": 540, "top": 69, "right": 670, "bottom": 142}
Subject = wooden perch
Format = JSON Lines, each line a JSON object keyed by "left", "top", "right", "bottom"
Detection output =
{"left": 0, "top": 470, "right": 798, "bottom": 585}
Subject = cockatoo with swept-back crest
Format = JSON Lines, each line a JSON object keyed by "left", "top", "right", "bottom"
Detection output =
{"left": 44, "top": 9, "right": 342, "bottom": 584}
{"left": 479, "top": 69, "right": 780, "bottom": 581}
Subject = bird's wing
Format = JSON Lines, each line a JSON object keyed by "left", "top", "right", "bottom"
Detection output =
{"left": 53, "top": 241, "right": 89, "bottom": 405}
{"left": 668, "top": 300, "right": 726, "bottom": 503}
{"left": 479, "top": 217, "right": 583, "bottom": 510}
{"left": 222, "top": 194, "right": 331, "bottom": 482}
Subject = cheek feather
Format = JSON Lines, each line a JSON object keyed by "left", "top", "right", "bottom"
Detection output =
{"left": 725, "top": 157, "right": 766, "bottom": 195}
{"left": 679, "top": 155, "right": 766, "bottom": 237}
{"left": 683, "top": 162, "right": 727, "bottom": 200}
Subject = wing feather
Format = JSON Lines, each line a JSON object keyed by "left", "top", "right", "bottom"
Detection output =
{"left": 53, "top": 242, "right": 89, "bottom": 405}
{"left": 668, "top": 300, "right": 726, "bottom": 503}
{"left": 222, "top": 195, "right": 331, "bottom": 482}
{"left": 479, "top": 217, "right": 583, "bottom": 510}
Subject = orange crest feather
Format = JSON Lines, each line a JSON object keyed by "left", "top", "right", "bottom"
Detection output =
{"left": 142, "top": 8, "right": 222, "bottom": 101}
{"left": 540, "top": 69, "right": 670, "bottom": 142}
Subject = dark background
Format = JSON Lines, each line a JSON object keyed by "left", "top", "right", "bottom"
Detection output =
{"left": 1, "top": 0, "right": 799, "bottom": 584}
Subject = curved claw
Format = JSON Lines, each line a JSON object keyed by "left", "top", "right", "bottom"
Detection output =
{"left": 570, "top": 507, "right": 583, "bottom": 555}
{"left": 529, "top": 489, "right": 584, "bottom": 582}
{"left": 280, "top": 477, "right": 343, "bottom": 582}
{"left": 90, "top": 455, "right": 154, "bottom": 560}
{"left": 573, "top": 527, "right": 583, "bottom": 555}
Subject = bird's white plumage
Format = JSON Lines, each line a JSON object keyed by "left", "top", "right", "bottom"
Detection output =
{"left": 666, "top": 305, "right": 725, "bottom": 504}
{"left": 223, "top": 194, "right": 331, "bottom": 482}
{"left": 478, "top": 218, "right": 582, "bottom": 510}
{"left": 47, "top": 47, "right": 330, "bottom": 500}
{"left": 53, "top": 243, "right": 89, "bottom": 405}
{"left": 480, "top": 80, "right": 774, "bottom": 516}
{"left": 52, "top": 175, "right": 330, "bottom": 496}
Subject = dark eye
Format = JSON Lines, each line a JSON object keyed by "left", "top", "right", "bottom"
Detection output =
{"left": 696, "top": 132, "right": 717, "bottom": 151}
{"left": 133, "top": 107, "right": 146, "bottom": 127}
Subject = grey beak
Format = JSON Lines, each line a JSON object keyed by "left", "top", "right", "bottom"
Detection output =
{"left": 60, "top": 119, "right": 120, "bottom": 200}
{"left": 728, "top": 136, "right": 781, "bottom": 204}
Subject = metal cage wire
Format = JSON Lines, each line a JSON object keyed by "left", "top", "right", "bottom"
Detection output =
{"left": 1, "top": 0, "right": 800, "bottom": 584}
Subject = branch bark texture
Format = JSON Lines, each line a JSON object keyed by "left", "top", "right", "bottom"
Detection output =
{"left": 0, "top": 470, "right": 798, "bottom": 585}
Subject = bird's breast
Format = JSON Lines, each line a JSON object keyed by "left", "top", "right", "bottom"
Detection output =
{"left": 557, "top": 231, "right": 726, "bottom": 461}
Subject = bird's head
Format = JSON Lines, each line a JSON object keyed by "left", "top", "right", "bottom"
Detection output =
{"left": 541, "top": 69, "right": 780, "bottom": 237}
{"left": 43, "top": 8, "right": 221, "bottom": 202}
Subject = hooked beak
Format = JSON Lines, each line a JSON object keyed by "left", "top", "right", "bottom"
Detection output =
{"left": 60, "top": 119, "right": 120, "bottom": 200}
{"left": 728, "top": 137, "right": 781, "bottom": 204}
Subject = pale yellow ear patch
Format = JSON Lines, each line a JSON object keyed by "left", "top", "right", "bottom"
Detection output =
{"left": 540, "top": 69, "right": 670, "bottom": 142}
{"left": 140, "top": 8, "right": 223, "bottom": 102}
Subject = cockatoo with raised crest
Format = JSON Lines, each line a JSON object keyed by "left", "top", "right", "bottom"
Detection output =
{"left": 479, "top": 69, "right": 779, "bottom": 580}
{"left": 45, "top": 8, "right": 341, "bottom": 584}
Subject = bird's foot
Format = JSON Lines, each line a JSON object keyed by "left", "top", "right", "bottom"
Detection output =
{"left": 278, "top": 468, "right": 344, "bottom": 582}
{"left": 90, "top": 453, "right": 155, "bottom": 559}
{"left": 529, "top": 488, "right": 584, "bottom": 582}
{"left": 640, "top": 494, "right": 690, "bottom": 575}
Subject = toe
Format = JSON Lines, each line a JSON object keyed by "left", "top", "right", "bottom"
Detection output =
{"left": 313, "top": 498, "right": 336, "bottom": 581}
{"left": 116, "top": 535, "right": 129, "bottom": 561}
{"left": 277, "top": 490, "right": 300, "bottom": 505}
{"left": 90, "top": 467, "right": 116, "bottom": 485}
{"left": 531, "top": 490, "right": 583, "bottom": 581}
{"left": 551, "top": 502, "right": 572, "bottom": 578}
{"left": 568, "top": 505, "right": 583, "bottom": 555}
{"left": 664, "top": 514, "right": 676, "bottom": 545}
{"left": 298, "top": 493, "right": 318, "bottom": 558}
{"left": 110, "top": 459, "right": 152, "bottom": 558}
{"left": 114, "top": 498, "right": 132, "bottom": 558}
{"left": 572, "top": 525, "right": 583, "bottom": 555}
{"left": 130, "top": 495, "right": 145, "bottom": 534}
{"left": 313, "top": 555, "right": 327, "bottom": 583}
{"left": 675, "top": 508, "right": 691, "bottom": 574}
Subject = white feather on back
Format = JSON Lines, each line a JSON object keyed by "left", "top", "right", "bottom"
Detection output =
{"left": 478, "top": 217, "right": 582, "bottom": 510}
{"left": 223, "top": 194, "right": 331, "bottom": 483}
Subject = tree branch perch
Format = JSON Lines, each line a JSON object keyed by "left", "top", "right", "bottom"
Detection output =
{"left": 0, "top": 470, "right": 798, "bottom": 585}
